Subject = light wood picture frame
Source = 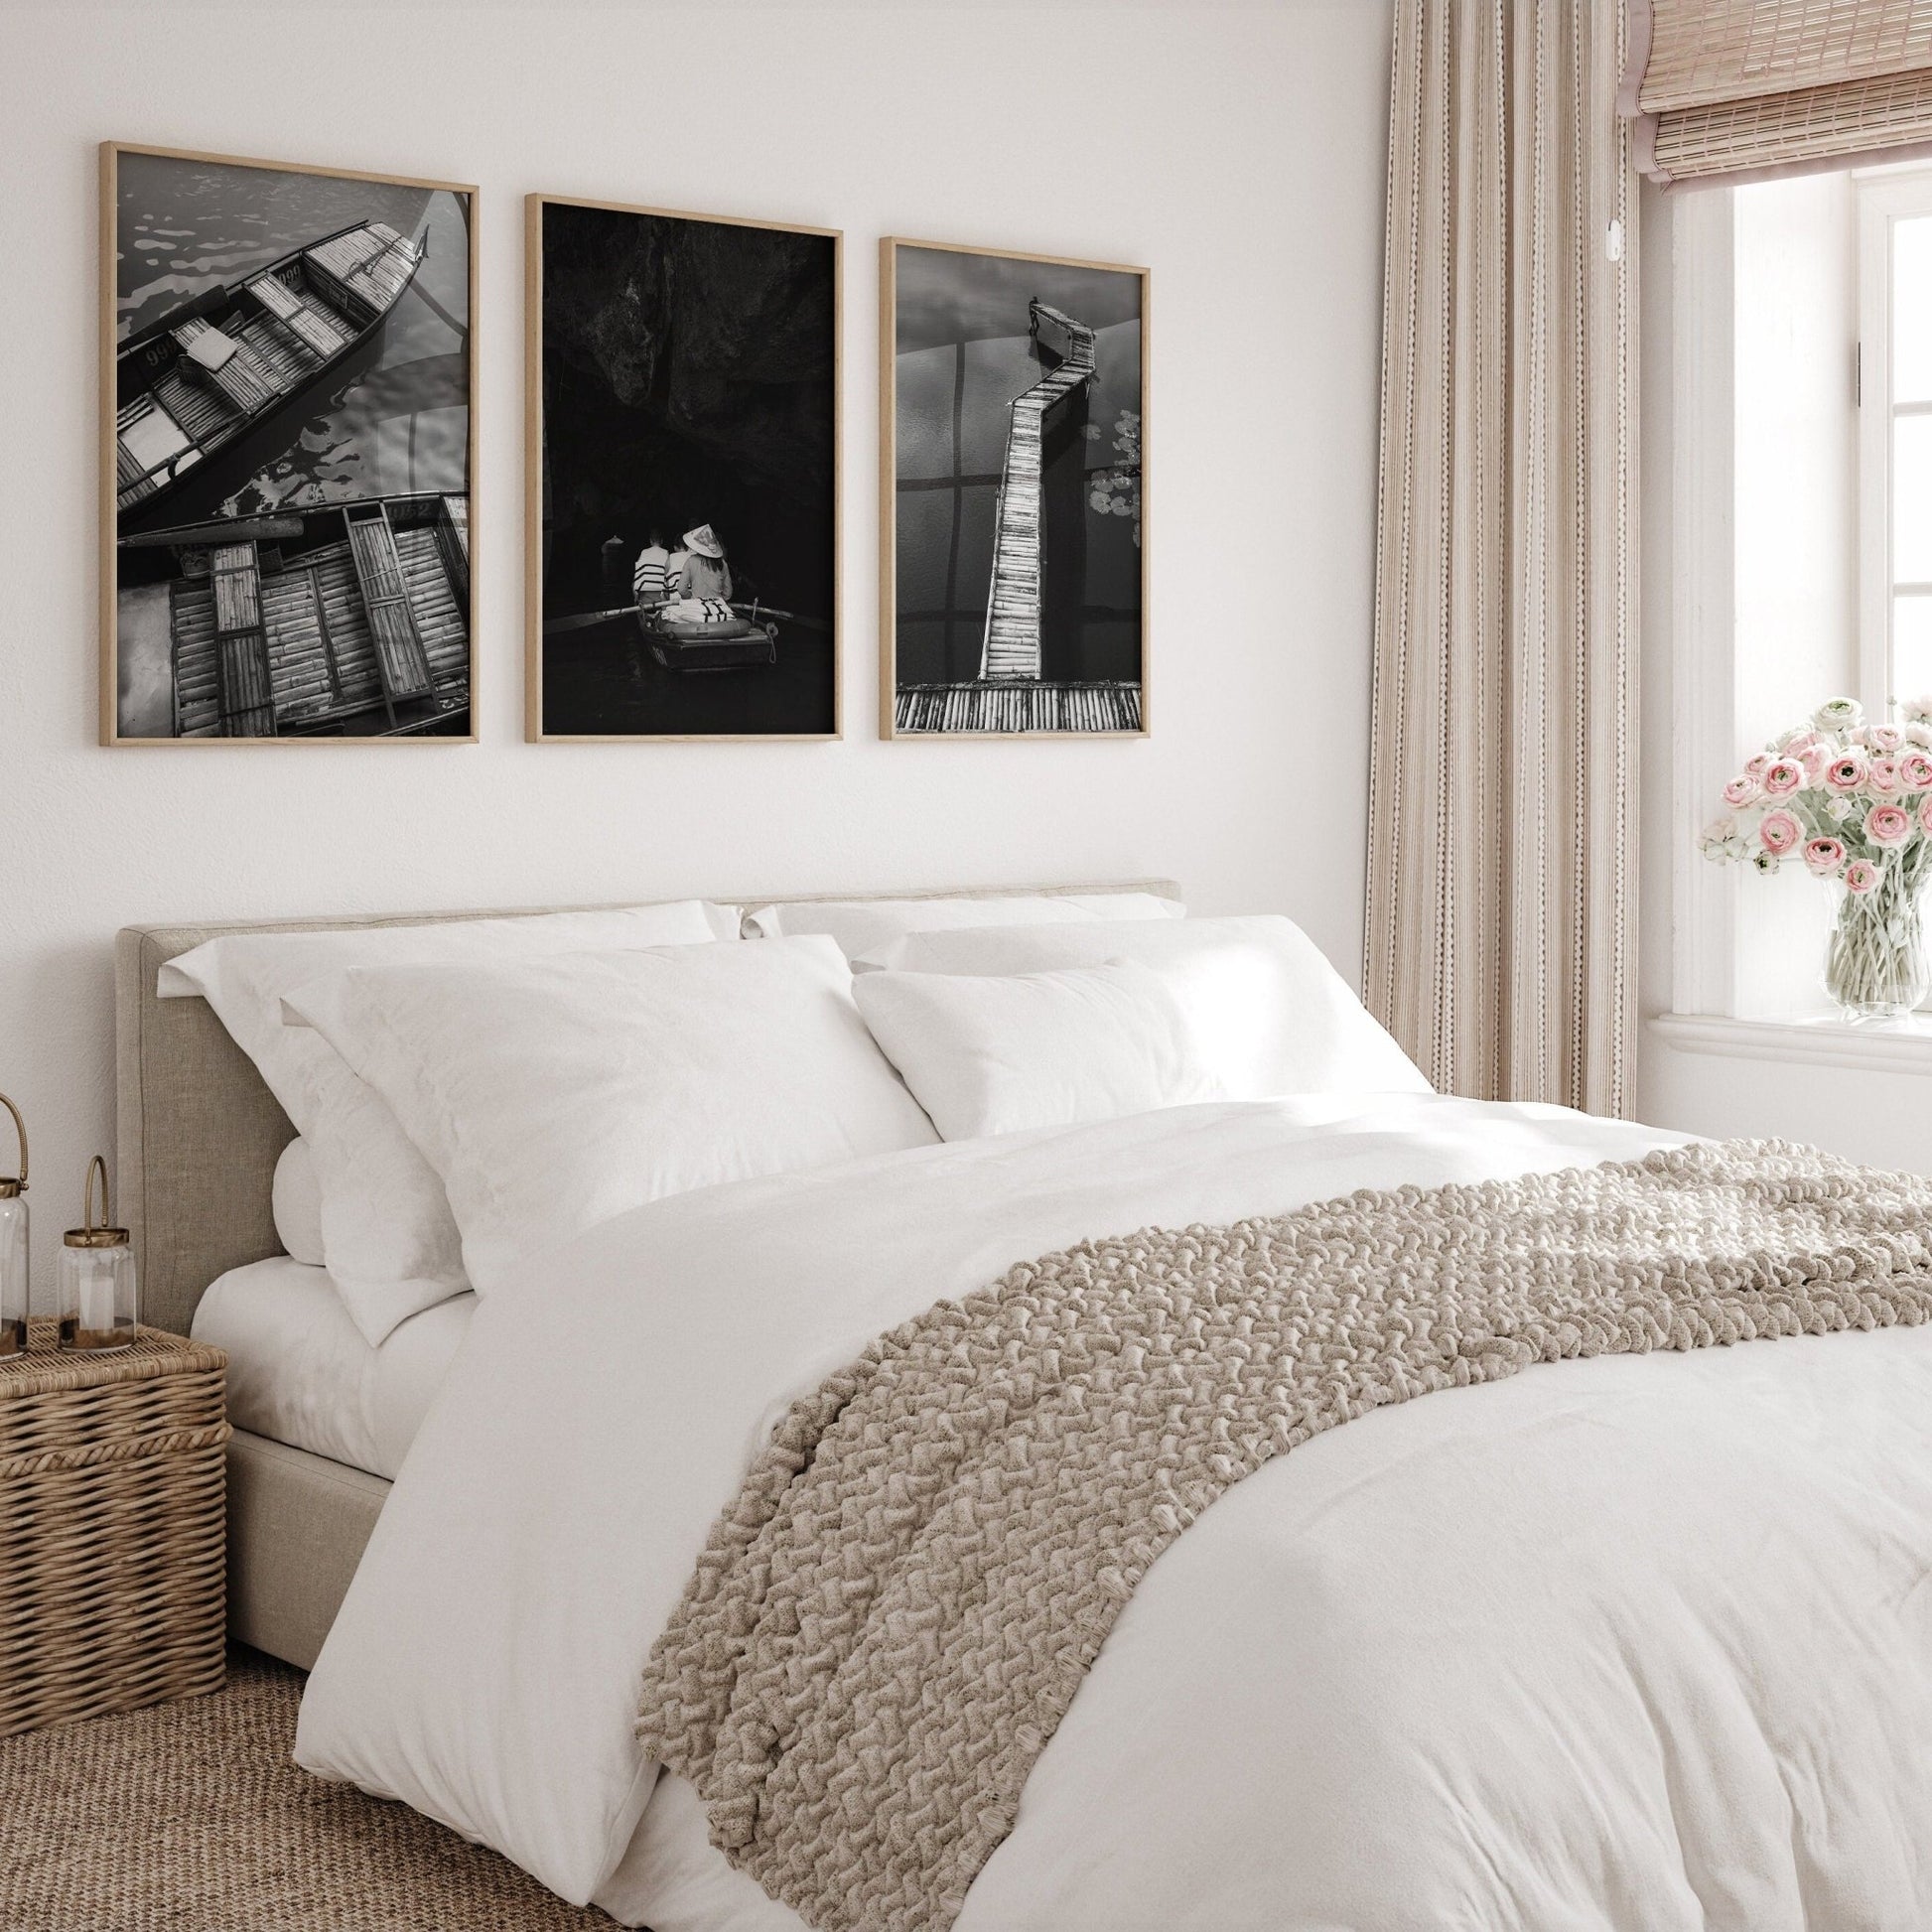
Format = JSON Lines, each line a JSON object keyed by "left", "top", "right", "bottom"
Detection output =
{"left": 525, "top": 195, "right": 842, "bottom": 743}
{"left": 880, "top": 236, "right": 1149, "bottom": 740}
{"left": 100, "top": 142, "right": 478, "bottom": 746}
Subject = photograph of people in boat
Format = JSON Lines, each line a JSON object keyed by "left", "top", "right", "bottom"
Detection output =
{"left": 885, "top": 241, "right": 1146, "bottom": 737}
{"left": 531, "top": 197, "right": 838, "bottom": 740}
{"left": 107, "top": 146, "right": 473, "bottom": 741}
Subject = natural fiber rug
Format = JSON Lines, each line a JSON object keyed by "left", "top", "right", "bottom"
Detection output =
{"left": 0, "top": 1647, "right": 620, "bottom": 1930}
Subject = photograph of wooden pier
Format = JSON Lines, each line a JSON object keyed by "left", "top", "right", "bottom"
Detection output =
{"left": 101, "top": 144, "right": 476, "bottom": 742}
{"left": 882, "top": 238, "right": 1147, "bottom": 738}
{"left": 527, "top": 196, "right": 840, "bottom": 742}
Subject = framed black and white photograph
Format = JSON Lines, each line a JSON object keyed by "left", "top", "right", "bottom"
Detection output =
{"left": 526, "top": 196, "right": 840, "bottom": 742}
{"left": 881, "top": 237, "right": 1148, "bottom": 738}
{"left": 101, "top": 143, "right": 476, "bottom": 744}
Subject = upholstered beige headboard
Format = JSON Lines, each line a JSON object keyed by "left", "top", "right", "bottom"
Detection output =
{"left": 116, "top": 879, "right": 1182, "bottom": 1337}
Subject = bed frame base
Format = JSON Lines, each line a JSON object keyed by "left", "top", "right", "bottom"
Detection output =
{"left": 228, "top": 1431, "right": 386, "bottom": 1670}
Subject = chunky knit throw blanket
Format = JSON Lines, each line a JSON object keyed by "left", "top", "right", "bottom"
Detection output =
{"left": 635, "top": 1141, "right": 1932, "bottom": 1932}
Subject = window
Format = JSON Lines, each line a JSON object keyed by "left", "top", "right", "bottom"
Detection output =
{"left": 1664, "top": 164, "right": 1932, "bottom": 1058}
{"left": 1859, "top": 173, "right": 1932, "bottom": 714}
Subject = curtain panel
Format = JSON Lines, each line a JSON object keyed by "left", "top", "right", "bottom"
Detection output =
{"left": 1624, "top": 0, "right": 1932, "bottom": 186}
{"left": 1364, "top": 0, "right": 1639, "bottom": 1116}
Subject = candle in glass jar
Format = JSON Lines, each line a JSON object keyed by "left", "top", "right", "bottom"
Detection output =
{"left": 0, "top": 1093, "right": 26, "bottom": 1355}
{"left": 77, "top": 1257, "right": 116, "bottom": 1337}
{"left": 61, "top": 1156, "right": 135, "bottom": 1352}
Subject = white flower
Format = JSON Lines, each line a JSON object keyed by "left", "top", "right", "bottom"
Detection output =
{"left": 1813, "top": 697, "right": 1864, "bottom": 734}
{"left": 1698, "top": 815, "right": 1748, "bottom": 863}
{"left": 1700, "top": 811, "right": 1761, "bottom": 865}
{"left": 1827, "top": 796, "right": 1856, "bottom": 822}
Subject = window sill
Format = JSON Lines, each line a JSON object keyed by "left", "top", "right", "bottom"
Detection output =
{"left": 1650, "top": 1011, "right": 1932, "bottom": 1072}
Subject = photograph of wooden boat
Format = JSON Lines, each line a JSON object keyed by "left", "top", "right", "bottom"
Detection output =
{"left": 115, "top": 219, "right": 425, "bottom": 535}
{"left": 115, "top": 492, "right": 470, "bottom": 738}
{"left": 539, "top": 596, "right": 833, "bottom": 738}
{"left": 528, "top": 197, "right": 838, "bottom": 740}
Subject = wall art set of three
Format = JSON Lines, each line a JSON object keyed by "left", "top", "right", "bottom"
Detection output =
{"left": 101, "top": 145, "right": 1148, "bottom": 746}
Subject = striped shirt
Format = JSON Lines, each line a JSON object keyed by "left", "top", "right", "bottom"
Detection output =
{"left": 632, "top": 545, "right": 671, "bottom": 604}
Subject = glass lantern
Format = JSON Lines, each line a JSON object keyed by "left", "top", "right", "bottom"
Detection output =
{"left": 0, "top": 1093, "right": 25, "bottom": 1356}
{"left": 60, "top": 1157, "right": 136, "bottom": 1354}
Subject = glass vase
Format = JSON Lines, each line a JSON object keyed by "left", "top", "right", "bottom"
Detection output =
{"left": 1823, "top": 865, "right": 1931, "bottom": 1023}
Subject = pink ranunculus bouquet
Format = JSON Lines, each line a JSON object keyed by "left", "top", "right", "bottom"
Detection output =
{"left": 1703, "top": 698, "right": 1932, "bottom": 897}
{"left": 1704, "top": 697, "right": 1932, "bottom": 1019}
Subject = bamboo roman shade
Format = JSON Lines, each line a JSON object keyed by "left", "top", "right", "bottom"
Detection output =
{"left": 1624, "top": 0, "right": 1932, "bottom": 185}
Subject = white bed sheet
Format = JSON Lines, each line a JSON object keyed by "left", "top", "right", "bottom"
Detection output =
{"left": 192, "top": 1257, "right": 473, "bottom": 1480}
{"left": 293, "top": 1096, "right": 1932, "bottom": 1930}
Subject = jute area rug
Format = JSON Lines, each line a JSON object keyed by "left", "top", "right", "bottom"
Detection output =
{"left": 0, "top": 1647, "right": 619, "bottom": 1930}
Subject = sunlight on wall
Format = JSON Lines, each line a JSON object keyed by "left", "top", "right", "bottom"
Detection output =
{"left": 1730, "top": 172, "right": 1860, "bottom": 1019}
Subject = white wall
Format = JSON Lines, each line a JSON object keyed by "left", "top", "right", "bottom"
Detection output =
{"left": 0, "top": 1, "right": 1396, "bottom": 1290}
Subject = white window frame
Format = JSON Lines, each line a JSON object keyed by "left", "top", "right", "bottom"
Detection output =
{"left": 1658, "top": 172, "right": 1932, "bottom": 1068}
{"left": 1667, "top": 186, "right": 1743, "bottom": 1022}
{"left": 1857, "top": 167, "right": 1932, "bottom": 719}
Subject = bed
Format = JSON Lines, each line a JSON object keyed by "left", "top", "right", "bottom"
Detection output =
{"left": 114, "top": 880, "right": 1183, "bottom": 1672}
{"left": 115, "top": 886, "right": 1932, "bottom": 1932}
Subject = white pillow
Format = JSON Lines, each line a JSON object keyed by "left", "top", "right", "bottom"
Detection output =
{"left": 875, "top": 915, "right": 1432, "bottom": 1102}
{"left": 160, "top": 901, "right": 736, "bottom": 1343}
{"left": 853, "top": 960, "right": 1224, "bottom": 1142}
{"left": 271, "top": 1138, "right": 325, "bottom": 1266}
{"left": 743, "top": 892, "right": 1183, "bottom": 967}
{"left": 281, "top": 936, "right": 940, "bottom": 1295}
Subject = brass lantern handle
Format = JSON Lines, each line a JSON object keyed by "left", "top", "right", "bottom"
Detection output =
{"left": 0, "top": 1092, "right": 24, "bottom": 1186}
{"left": 83, "top": 1155, "right": 109, "bottom": 1234}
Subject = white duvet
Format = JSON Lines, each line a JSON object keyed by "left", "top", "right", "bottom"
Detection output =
{"left": 295, "top": 1094, "right": 1932, "bottom": 1930}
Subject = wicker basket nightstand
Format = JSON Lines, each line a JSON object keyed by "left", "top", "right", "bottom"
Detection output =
{"left": 0, "top": 1322, "right": 230, "bottom": 1737}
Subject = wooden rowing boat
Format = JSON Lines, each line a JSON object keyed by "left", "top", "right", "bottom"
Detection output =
{"left": 544, "top": 601, "right": 828, "bottom": 637}
{"left": 635, "top": 602, "right": 780, "bottom": 672}
{"left": 115, "top": 220, "right": 426, "bottom": 534}
{"left": 117, "top": 492, "right": 469, "bottom": 738}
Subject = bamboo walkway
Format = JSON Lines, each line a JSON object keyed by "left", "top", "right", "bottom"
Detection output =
{"left": 894, "top": 679, "right": 1141, "bottom": 734}
{"left": 979, "top": 302, "right": 1098, "bottom": 681}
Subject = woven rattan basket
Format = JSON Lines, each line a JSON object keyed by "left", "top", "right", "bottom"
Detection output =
{"left": 0, "top": 1322, "right": 229, "bottom": 1737}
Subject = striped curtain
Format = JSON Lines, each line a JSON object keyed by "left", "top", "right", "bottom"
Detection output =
{"left": 1364, "top": 0, "right": 1639, "bottom": 1117}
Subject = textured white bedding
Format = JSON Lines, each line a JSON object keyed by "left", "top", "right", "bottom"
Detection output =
{"left": 192, "top": 1256, "right": 473, "bottom": 1480}
{"left": 294, "top": 1095, "right": 1932, "bottom": 1930}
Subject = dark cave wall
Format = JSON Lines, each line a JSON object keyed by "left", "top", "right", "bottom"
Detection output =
{"left": 540, "top": 202, "right": 836, "bottom": 616}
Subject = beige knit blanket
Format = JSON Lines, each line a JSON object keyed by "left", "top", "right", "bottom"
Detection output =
{"left": 635, "top": 1140, "right": 1932, "bottom": 1932}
